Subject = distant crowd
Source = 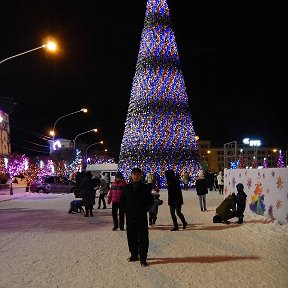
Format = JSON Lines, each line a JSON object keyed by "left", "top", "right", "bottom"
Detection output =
{"left": 68, "top": 167, "right": 247, "bottom": 267}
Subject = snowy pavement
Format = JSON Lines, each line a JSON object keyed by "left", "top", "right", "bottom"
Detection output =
{"left": 0, "top": 188, "right": 287, "bottom": 288}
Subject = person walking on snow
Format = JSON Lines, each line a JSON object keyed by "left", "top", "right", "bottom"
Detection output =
{"left": 149, "top": 190, "right": 163, "bottom": 226}
{"left": 107, "top": 172, "right": 127, "bottom": 231}
{"left": 165, "top": 169, "right": 188, "bottom": 231}
{"left": 195, "top": 170, "right": 208, "bottom": 211}
{"left": 96, "top": 175, "right": 109, "bottom": 209}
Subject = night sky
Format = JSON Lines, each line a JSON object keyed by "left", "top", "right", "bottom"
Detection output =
{"left": 1, "top": 1, "right": 286, "bottom": 158}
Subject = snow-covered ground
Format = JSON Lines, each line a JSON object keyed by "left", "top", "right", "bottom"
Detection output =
{"left": 0, "top": 189, "right": 287, "bottom": 288}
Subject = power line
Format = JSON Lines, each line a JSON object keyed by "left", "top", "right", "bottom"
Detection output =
{"left": 11, "top": 144, "right": 50, "bottom": 154}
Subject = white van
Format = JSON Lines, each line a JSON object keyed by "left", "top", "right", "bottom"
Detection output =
{"left": 86, "top": 163, "right": 118, "bottom": 185}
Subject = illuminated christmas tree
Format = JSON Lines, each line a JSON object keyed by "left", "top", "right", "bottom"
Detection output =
{"left": 7, "top": 154, "right": 28, "bottom": 179}
{"left": 251, "top": 156, "right": 257, "bottom": 169}
{"left": 277, "top": 150, "right": 285, "bottom": 168}
{"left": 118, "top": 0, "right": 200, "bottom": 186}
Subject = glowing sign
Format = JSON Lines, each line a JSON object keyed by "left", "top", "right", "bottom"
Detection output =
{"left": 243, "top": 138, "right": 261, "bottom": 146}
{"left": 53, "top": 140, "right": 62, "bottom": 150}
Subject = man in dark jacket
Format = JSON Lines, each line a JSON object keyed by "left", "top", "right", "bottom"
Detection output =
{"left": 120, "top": 168, "right": 154, "bottom": 267}
{"left": 236, "top": 183, "right": 247, "bottom": 224}
{"left": 215, "top": 193, "right": 237, "bottom": 224}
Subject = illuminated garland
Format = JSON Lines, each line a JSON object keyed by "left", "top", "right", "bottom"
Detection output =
{"left": 118, "top": 0, "right": 200, "bottom": 187}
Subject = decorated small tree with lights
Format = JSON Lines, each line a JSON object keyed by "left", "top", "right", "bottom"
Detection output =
{"left": 7, "top": 154, "right": 28, "bottom": 180}
{"left": 24, "top": 163, "right": 40, "bottom": 192}
{"left": 237, "top": 150, "right": 246, "bottom": 169}
{"left": 118, "top": 0, "right": 200, "bottom": 186}
{"left": 54, "top": 160, "right": 68, "bottom": 177}
{"left": 262, "top": 157, "right": 268, "bottom": 168}
{"left": 277, "top": 150, "right": 285, "bottom": 168}
{"left": 251, "top": 156, "right": 257, "bottom": 169}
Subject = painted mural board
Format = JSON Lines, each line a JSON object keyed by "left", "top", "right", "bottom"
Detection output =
{"left": 224, "top": 168, "right": 288, "bottom": 224}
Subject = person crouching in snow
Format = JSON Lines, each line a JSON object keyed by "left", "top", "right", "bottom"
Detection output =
{"left": 149, "top": 190, "right": 163, "bottom": 226}
{"left": 235, "top": 183, "right": 247, "bottom": 224}
{"left": 68, "top": 199, "right": 84, "bottom": 214}
{"left": 215, "top": 193, "right": 237, "bottom": 224}
{"left": 107, "top": 172, "right": 127, "bottom": 231}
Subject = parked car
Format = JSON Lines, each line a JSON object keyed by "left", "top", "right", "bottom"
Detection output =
{"left": 30, "top": 176, "right": 76, "bottom": 194}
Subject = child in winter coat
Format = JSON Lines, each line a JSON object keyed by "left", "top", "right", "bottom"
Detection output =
{"left": 235, "top": 183, "right": 247, "bottom": 224}
{"left": 68, "top": 199, "right": 84, "bottom": 214}
{"left": 107, "top": 172, "right": 127, "bottom": 231}
{"left": 149, "top": 191, "right": 163, "bottom": 226}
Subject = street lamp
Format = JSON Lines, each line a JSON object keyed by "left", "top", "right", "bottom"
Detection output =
{"left": 0, "top": 41, "right": 57, "bottom": 65}
{"left": 85, "top": 141, "right": 104, "bottom": 159}
{"left": 73, "top": 129, "right": 98, "bottom": 149}
{"left": 50, "top": 108, "right": 88, "bottom": 142}
{"left": 206, "top": 150, "right": 212, "bottom": 170}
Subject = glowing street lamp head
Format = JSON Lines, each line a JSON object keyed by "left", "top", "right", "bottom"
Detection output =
{"left": 93, "top": 128, "right": 98, "bottom": 133}
{"left": 49, "top": 130, "right": 55, "bottom": 137}
{"left": 81, "top": 108, "right": 88, "bottom": 113}
{"left": 43, "top": 41, "right": 57, "bottom": 51}
{"left": 100, "top": 141, "right": 104, "bottom": 144}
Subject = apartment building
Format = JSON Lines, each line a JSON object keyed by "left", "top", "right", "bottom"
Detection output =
{"left": 197, "top": 140, "right": 282, "bottom": 173}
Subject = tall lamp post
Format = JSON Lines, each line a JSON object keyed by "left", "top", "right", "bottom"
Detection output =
{"left": 73, "top": 129, "right": 98, "bottom": 149}
{"left": 0, "top": 40, "right": 57, "bottom": 195}
{"left": 207, "top": 150, "right": 211, "bottom": 170}
{"left": 50, "top": 108, "right": 88, "bottom": 142}
{"left": 85, "top": 141, "right": 104, "bottom": 160}
{"left": 0, "top": 41, "right": 57, "bottom": 65}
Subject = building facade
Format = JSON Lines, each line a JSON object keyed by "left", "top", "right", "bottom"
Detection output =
{"left": 197, "top": 140, "right": 282, "bottom": 173}
{"left": 0, "top": 110, "right": 11, "bottom": 156}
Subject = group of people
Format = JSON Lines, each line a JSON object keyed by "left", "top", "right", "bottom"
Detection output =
{"left": 195, "top": 169, "right": 247, "bottom": 224}
{"left": 72, "top": 171, "right": 110, "bottom": 217}
{"left": 69, "top": 167, "right": 247, "bottom": 267}
{"left": 215, "top": 183, "right": 247, "bottom": 224}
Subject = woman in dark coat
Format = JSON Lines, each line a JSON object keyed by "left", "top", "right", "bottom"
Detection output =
{"left": 195, "top": 170, "right": 208, "bottom": 211}
{"left": 80, "top": 171, "right": 99, "bottom": 217}
{"left": 165, "top": 170, "right": 187, "bottom": 231}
